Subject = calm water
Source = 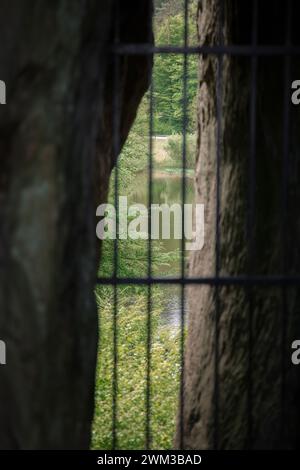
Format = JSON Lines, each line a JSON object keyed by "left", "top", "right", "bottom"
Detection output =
{"left": 128, "top": 169, "right": 194, "bottom": 268}
{"left": 127, "top": 168, "right": 195, "bottom": 328}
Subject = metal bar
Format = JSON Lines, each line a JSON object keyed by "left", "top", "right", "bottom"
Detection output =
{"left": 112, "top": 44, "right": 300, "bottom": 56}
{"left": 246, "top": 0, "right": 258, "bottom": 449}
{"left": 104, "top": 0, "right": 298, "bottom": 452}
{"left": 213, "top": 0, "right": 224, "bottom": 450}
{"left": 280, "top": 0, "right": 292, "bottom": 445}
{"left": 146, "top": 2, "right": 154, "bottom": 449}
{"left": 179, "top": 0, "right": 189, "bottom": 451}
{"left": 112, "top": 2, "right": 121, "bottom": 450}
{"left": 97, "top": 276, "right": 300, "bottom": 286}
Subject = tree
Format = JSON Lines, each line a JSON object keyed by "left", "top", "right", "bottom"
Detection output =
{"left": 154, "top": 3, "right": 198, "bottom": 134}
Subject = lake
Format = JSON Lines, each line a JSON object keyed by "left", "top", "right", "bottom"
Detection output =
{"left": 127, "top": 166, "right": 195, "bottom": 329}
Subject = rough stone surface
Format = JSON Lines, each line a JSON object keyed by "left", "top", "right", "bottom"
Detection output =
{"left": 178, "top": 0, "right": 300, "bottom": 449}
{"left": 0, "top": 0, "right": 152, "bottom": 449}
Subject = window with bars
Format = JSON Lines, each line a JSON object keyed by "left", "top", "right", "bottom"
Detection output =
{"left": 93, "top": 0, "right": 300, "bottom": 451}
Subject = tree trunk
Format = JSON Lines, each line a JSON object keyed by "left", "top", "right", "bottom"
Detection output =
{"left": 179, "top": 0, "right": 300, "bottom": 449}
{"left": 0, "top": 0, "right": 152, "bottom": 449}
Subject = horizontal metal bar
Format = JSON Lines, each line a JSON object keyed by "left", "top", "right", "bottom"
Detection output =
{"left": 112, "top": 44, "right": 300, "bottom": 56}
{"left": 96, "top": 275, "right": 300, "bottom": 286}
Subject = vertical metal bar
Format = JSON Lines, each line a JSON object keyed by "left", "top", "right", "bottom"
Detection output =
{"left": 247, "top": 0, "right": 258, "bottom": 449}
{"left": 112, "top": 1, "right": 121, "bottom": 450}
{"left": 179, "top": 0, "right": 189, "bottom": 451}
{"left": 146, "top": 1, "right": 153, "bottom": 450}
{"left": 280, "top": 0, "right": 292, "bottom": 445}
{"left": 213, "top": 0, "right": 224, "bottom": 451}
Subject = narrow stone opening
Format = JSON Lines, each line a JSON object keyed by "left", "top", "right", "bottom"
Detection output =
{"left": 92, "top": 0, "right": 198, "bottom": 450}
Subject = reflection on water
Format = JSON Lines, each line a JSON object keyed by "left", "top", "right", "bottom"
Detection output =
{"left": 128, "top": 169, "right": 194, "bottom": 270}
{"left": 160, "top": 285, "right": 190, "bottom": 330}
{"left": 127, "top": 168, "right": 194, "bottom": 329}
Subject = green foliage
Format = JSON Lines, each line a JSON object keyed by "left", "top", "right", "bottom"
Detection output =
{"left": 94, "top": 177, "right": 181, "bottom": 449}
{"left": 153, "top": 3, "right": 198, "bottom": 135}
{"left": 97, "top": 235, "right": 179, "bottom": 298}
{"left": 92, "top": 0, "right": 196, "bottom": 450}
{"left": 154, "top": 0, "right": 192, "bottom": 30}
{"left": 109, "top": 97, "right": 149, "bottom": 196}
{"left": 92, "top": 291, "right": 181, "bottom": 450}
{"left": 164, "top": 134, "right": 196, "bottom": 169}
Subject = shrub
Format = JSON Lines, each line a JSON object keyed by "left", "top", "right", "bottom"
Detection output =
{"left": 164, "top": 134, "right": 196, "bottom": 169}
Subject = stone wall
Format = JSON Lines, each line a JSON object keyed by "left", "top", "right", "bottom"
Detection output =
{"left": 0, "top": 0, "right": 152, "bottom": 449}
{"left": 179, "top": 0, "right": 300, "bottom": 449}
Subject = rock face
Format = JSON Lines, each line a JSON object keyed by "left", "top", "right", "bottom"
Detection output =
{"left": 179, "top": 0, "right": 300, "bottom": 449}
{"left": 0, "top": 0, "right": 152, "bottom": 449}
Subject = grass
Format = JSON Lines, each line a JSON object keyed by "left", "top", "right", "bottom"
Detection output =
{"left": 92, "top": 288, "right": 181, "bottom": 450}
{"left": 92, "top": 116, "right": 187, "bottom": 450}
